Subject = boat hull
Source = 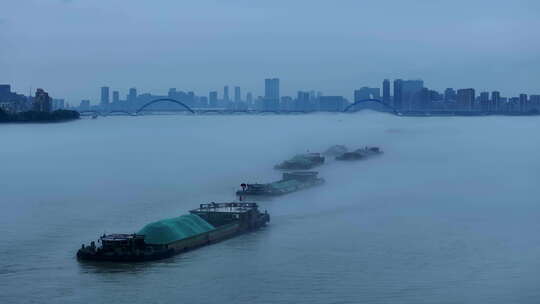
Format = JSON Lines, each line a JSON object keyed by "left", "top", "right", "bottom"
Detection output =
{"left": 236, "top": 178, "right": 325, "bottom": 197}
{"left": 77, "top": 220, "right": 267, "bottom": 262}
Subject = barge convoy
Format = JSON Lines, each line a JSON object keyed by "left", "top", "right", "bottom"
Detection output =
{"left": 77, "top": 144, "right": 384, "bottom": 262}
{"left": 77, "top": 202, "right": 269, "bottom": 262}
{"left": 236, "top": 171, "right": 324, "bottom": 197}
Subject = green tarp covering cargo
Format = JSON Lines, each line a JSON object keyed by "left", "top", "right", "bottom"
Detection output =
{"left": 138, "top": 214, "right": 215, "bottom": 245}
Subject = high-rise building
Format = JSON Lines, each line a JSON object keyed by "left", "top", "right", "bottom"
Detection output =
{"left": 429, "top": 90, "right": 443, "bottom": 102}
{"left": 265, "top": 78, "right": 280, "bottom": 100}
{"left": 198, "top": 96, "right": 208, "bottom": 108}
{"left": 457, "top": 88, "right": 475, "bottom": 111}
{"left": 234, "top": 86, "right": 241, "bottom": 102}
{"left": 100, "top": 86, "right": 110, "bottom": 107}
{"left": 296, "top": 91, "right": 311, "bottom": 111}
{"left": 491, "top": 91, "right": 501, "bottom": 111}
{"left": 0, "top": 84, "right": 28, "bottom": 112}
{"left": 223, "top": 86, "right": 230, "bottom": 102}
{"left": 417, "top": 88, "right": 432, "bottom": 110}
{"left": 33, "top": 88, "right": 52, "bottom": 112}
{"left": 80, "top": 100, "right": 90, "bottom": 111}
{"left": 444, "top": 88, "right": 457, "bottom": 102}
{"left": 263, "top": 78, "right": 280, "bottom": 111}
{"left": 246, "top": 92, "right": 253, "bottom": 104}
{"left": 519, "top": 94, "right": 528, "bottom": 112}
{"left": 393, "top": 79, "right": 403, "bottom": 110}
{"left": 0, "top": 84, "right": 10, "bottom": 100}
{"left": 382, "top": 79, "right": 390, "bottom": 104}
{"left": 402, "top": 79, "right": 424, "bottom": 110}
{"left": 479, "top": 92, "right": 490, "bottom": 112}
{"left": 209, "top": 91, "right": 218, "bottom": 107}
{"left": 112, "top": 91, "right": 120, "bottom": 103}
{"left": 530, "top": 95, "right": 540, "bottom": 111}
{"left": 280, "top": 96, "right": 294, "bottom": 111}
{"left": 509, "top": 97, "right": 520, "bottom": 112}
{"left": 127, "top": 88, "right": 137, "bottom": 103}
{"left": 354, "top": 87, "right": 380, "bottom": 102}
{"left": 187, "top": 91, "right": 195, "bottom": 107}
{"left": 52, "top": 98, "right": 65, "bottom": 111}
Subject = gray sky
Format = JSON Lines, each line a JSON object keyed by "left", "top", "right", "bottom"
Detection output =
{"left": 1, "top": 0, "right": 539, "bottom": 103}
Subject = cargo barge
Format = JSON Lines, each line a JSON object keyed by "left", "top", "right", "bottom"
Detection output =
{"left": 323, "top": 145, "right": 348, "bottom": 156}
{"left": 236, "top": 171, "right": 324, "bottom": 197}
{"left": 77, "top": 202, "right": 269, "bottom": 262}
{"left": 274, "top": 153, "right": 325, "bottom": 170}
{"left": 336, "top": 146, "right": 383, "bottom": 161}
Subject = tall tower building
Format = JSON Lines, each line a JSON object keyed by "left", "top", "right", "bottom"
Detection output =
{"left": 530, "top": 95, "right": 540, "bottom": 111}
{"left": 263, "top": 78, "right": 280, "bottom": 111}
{"left": 246, "top": 92, "right": 253, "bottom": 104}
{"left": 112, "top": 91, "right": 120, "bottom": 103}
{"left": 265, "top": 78, "right": 280, "bottom": 100}
{"left": 457, "top": 88, "right": 475, "bottom": 111}
{"left": 393, "top": 79, "right": 403, "bottom": 110}
{"left": 491, "top": 91, "right": 501, "bottom": 111}
{"left": 519, "top": 94, "right": 528, "bottom": 112}
{"left": 234, "top": 86, "right": 241, "bottom": 102}
{"left": 209, "top": 91, "right": 218, "bottom": 107}
{"left": 401, "top": 79, "right": 424, "bottom": 110}
{"left": 479, "top": 92, "right": 490, "bottom": 112}
{"left": 223, "top": 86, "right": 230, "bottom": 102}
{"left": 33, "top": 88, "right": 52, "bottom": 112}
{"left": 382, "top": 79, "right": 390, "bottom": 104}
{"left": 100, "top": 86, "right": 110, "bottom": 107}
{"left": 444, "top": 88, "right": 456, "bottom": 102}
{"left": 127, "top": 88, "right": 137, "bottom": 103}
{"left": 297, "top": 91, "right": 311, "bottom": 112}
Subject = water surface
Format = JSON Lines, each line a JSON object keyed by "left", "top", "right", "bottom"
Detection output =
{"left": 1, "top": 112, "right": 539, "bottom": 303}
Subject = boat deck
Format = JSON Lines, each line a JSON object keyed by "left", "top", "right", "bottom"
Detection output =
{"left": 190, "top": 202, "right": 260, "bottom": 214}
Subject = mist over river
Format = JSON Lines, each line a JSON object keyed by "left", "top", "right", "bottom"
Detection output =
{"left": 1, "top": 112, "right": 539, "bottom": 304}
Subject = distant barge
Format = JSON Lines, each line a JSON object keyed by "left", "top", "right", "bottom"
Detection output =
{"left": 274, "top": 153, "right": 325, "bottom": 170}
{"left": 237, "top": 171, "right": 324, "bottom": 197}
{"left": 77, "top": 202, "right": 269, "bottom": 262}
{"left": 336, "top": 146, "right": 383, "bottom": 161}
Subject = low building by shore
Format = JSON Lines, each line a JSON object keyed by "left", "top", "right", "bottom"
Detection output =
{"left": 0, "top": 109, "right": 80, "bottom": 123}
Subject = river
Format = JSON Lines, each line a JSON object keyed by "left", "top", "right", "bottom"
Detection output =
{"left": 1, "top": 112, "right": 539, "bottom": 303}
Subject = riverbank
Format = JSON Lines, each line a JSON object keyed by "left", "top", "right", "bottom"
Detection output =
{"left": 0, "top": 109, "right": 80, "bottom": 123}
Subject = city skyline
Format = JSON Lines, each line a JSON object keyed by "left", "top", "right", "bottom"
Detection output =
{"left": 3, "top": 76, "right": 540, "bottom": 115}
{"left": 6, "top": 75, "right": 535, "bottom": 108}
{"left": 2, "top": 1, "right": 540, "bottom": 102}
{"left": 3, "top": 74, "right": 539, "bottom": 106}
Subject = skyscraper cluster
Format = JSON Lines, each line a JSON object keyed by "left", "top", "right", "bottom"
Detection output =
{"left": 381, "top": 79, "right": 540, "bottom": 114}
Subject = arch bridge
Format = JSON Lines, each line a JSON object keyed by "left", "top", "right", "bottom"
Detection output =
{"left": 343, "top": 99, "right": 398, "bottom": 114}
{"left": 135, "top": 98, "right": 195, "bottom": 114}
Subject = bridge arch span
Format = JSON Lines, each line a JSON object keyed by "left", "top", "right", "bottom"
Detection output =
{"left": 135, "top": 98, "right": 195, "bottom": 114}
{"left": 343, "top": 99, "right": 397, "bottom": 114}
